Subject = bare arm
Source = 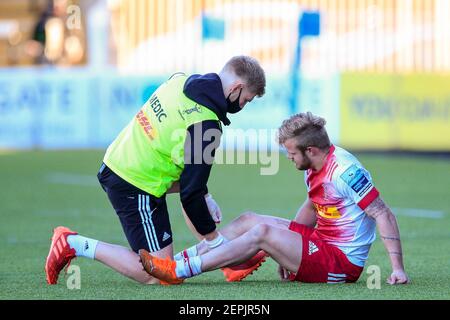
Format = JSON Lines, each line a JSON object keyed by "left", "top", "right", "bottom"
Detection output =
{"left": 365, "top": 196, "right": 409, "bottom": 284}
{"left": 293, "top": 198, "right": 317, "bottom": 228}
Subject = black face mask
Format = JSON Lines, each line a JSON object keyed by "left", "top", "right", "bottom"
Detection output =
{"left": 226, "top": 88, "right": 243, "bottom": 114}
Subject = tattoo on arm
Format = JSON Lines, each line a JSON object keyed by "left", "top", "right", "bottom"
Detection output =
{"left": 388, "top": 251, "right": 403, "bottom": 256}
{"left": 381, "top": 236, "right": 401, "bottom": 241}
{"left": 370, "top": 211, "right": 383, "bottom": 219}
{"left": 365, "top": 197, "right": 388, "bottom": 219}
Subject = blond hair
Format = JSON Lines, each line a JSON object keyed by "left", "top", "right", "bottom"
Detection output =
{"left": 278, "top": 112, "right": 331, "bottom": 151}
{"left": 222, "top": 56, "right": 266, "bottom": 97}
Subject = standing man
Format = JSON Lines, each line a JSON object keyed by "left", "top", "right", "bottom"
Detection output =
{"left": 45, "top": 56, "right": 266, "bottom": 285}
{"left": 139, "top": 112, "right": 409, "bottom": 286}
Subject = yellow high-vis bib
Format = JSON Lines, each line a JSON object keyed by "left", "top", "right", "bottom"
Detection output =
{"left": 103, "top": 75, "right": 219, "bottom": 197}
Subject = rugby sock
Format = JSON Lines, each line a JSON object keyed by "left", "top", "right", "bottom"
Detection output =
{"left": 174, "top": 234, "right": 229, "bottom": 260}
{"left": 175, "top": 256, "right": 202, "bottom": 279}
{"left": 67, "top": 234, "right": 99, "bottom": 259}
{"left": 174, "top": 244, "right": 198, "bottom": 261}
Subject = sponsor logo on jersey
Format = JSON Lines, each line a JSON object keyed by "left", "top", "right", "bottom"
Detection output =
{"left": 340, "top": 164, "right": 370, "bottom": 193}
{"left": 314, "top": 203, "right": 342, "bottom": 219}
{"left": 136, "top": 109, "right": 155, "bottom": 140}
{"left": 358, "top": 181, "right": 373, "bottom": 197}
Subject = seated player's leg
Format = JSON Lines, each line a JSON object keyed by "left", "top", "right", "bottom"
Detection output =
{"left": 173, "top": 211, "right": 290, "bottom": 281}
{"left": 218, "top": 213, "right": 291, "bottom": 281}
{"left": 142, "top": 219, "right": 364, "bottom": 285}
{"left": 177, "top": 211, "right": 291, "bottom": 257}
{"left": 202, "top": 223, "right": 301, "bottom": 273}
{"left": 219, "top": 212, "right": 291, "bottom": 246}
{"left": 140, "top": 222, "right": 303, "bottom": 284}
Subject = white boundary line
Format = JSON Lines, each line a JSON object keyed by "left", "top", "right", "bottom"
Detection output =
{"left": 392, "top": 207, "right": 446, "bottom": 219}
{"left": 45, "top": 172, "right": 98, "bottom": 187}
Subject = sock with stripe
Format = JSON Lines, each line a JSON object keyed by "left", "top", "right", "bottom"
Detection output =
{"left": 67, "top": 235, "right": 99, "bottom": 259}
{"left": 175, "top": 256, "right": 202, "bottom": 279}
{"left": 174, "top": 243, "right": 200, "bottom": 261}
{"left": 174, "top": 233, "right": 229, "bottom": 261}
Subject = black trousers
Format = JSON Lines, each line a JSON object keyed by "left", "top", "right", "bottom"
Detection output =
{"left": 97, "top": 163, "right": 173, "bottom": 253}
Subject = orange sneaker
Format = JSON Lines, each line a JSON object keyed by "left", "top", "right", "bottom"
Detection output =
{"left": 221, "top": 250, "right": 268, "bottom": 282}
{"left": 45, "top": 226, "right": 78, "bottom": 284}
{"left": 139, "top": 249, "right": 184, "bottom": 285}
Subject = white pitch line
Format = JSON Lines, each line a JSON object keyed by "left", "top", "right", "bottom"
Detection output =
{"left": 392, "top": 208, "right": 446, "bottom": 219}
{"left": 45, "top": 172, "right": 98, "bottom": 187}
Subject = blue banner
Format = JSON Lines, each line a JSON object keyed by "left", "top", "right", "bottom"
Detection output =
{"left": 0, "top": 68, "right": 340, "bottom": 149}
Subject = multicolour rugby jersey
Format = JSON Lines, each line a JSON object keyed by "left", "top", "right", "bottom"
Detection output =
{"left": 305, "top": 145, "right": 380, "bottom": 267}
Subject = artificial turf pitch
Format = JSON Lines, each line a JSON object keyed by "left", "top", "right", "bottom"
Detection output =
{"left": 1, "top": 150, "right": 449, "bottom": 300}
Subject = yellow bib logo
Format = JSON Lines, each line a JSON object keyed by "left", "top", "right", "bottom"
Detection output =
{"left": 136, "top": 109, "right": 156, "bottom": 140}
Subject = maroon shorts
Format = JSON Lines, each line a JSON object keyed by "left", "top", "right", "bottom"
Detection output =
{"left": 288, "top": 221, "right": 364, "bottom": 283}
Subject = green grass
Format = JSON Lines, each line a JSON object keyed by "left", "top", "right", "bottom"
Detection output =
{"left": 0, "top": 150, "right": 449, "bottom": 300}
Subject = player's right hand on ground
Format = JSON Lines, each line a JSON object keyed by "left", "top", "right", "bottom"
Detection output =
{"left": 205, "top": 193, "right": 222, "bottom": 224}
{"left": 387, "top": 269, "right": 409, "bottom": 285}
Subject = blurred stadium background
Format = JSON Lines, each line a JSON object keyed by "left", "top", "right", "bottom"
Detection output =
{"left": 0, "top": 0, "right": 449, "bottom": 300}
{"left": 1, "top": 0, "right": 449, "bottom": 150}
